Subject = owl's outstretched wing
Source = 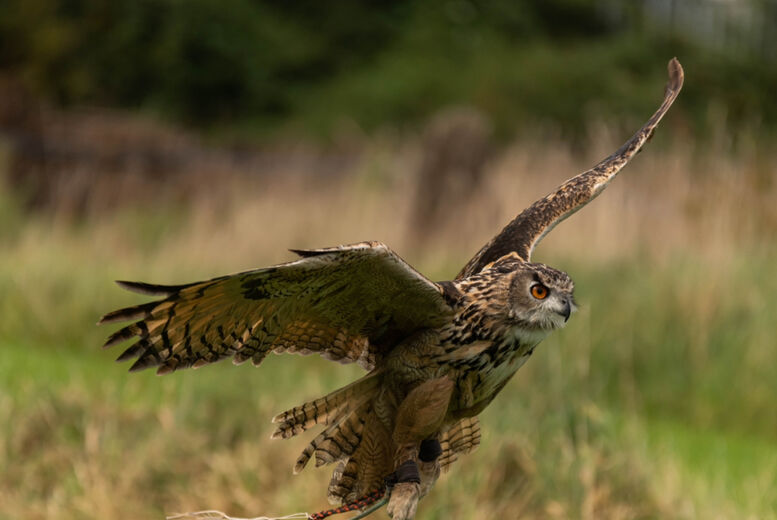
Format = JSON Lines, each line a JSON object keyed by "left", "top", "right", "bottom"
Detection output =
{"left": 457, "top": 58, "right": 684, "bottom": 279}
{"left": 100, "top": 241, "right": 453, "bottom": 374}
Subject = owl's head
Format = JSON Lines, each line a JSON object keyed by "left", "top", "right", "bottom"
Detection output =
{"left": 507, "top": 263, "right": 576, "bottom": 331}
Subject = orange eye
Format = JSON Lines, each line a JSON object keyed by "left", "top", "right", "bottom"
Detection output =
{"left": 531, "top": 284, "right": 549, "bottom": 300}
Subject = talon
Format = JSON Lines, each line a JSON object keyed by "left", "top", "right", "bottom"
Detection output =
{"left": 387, "top": 481, "right": 420, "bottom": 520}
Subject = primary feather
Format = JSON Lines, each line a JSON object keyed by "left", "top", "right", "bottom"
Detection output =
{"left": 100, "top": 59, "right": 684, "bottom": 518}
{"left": 100, "top": 241, "right": 453, "bottom": 374}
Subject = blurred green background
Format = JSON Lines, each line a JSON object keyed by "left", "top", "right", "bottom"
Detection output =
{"left": 2, "top": 0, "right": 777, "bottom": 138}
{"left": 1, "top": 1, "right": 776, "bottom": 519}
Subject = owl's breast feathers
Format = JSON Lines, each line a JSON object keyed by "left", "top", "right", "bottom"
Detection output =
{"left": 390, "top": 265, "right": 543, "bottom": 415}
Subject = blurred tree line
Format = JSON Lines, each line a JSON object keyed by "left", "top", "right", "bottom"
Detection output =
{"left": 1, "top": 0, "right": 776, "bottom": 139}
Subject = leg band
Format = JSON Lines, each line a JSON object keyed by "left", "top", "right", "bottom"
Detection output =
{"left": 385, "top": 460, "right": 421, "bottom": 486}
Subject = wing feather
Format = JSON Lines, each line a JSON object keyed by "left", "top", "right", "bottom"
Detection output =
{"left": 100, "top": 241, "right": 453, "bottom": 374}
{"left": 439, "top": 417, "right": 481, "bottom": 470}
{"left": 457, "top": 58, "right": 684, "bottom": 278}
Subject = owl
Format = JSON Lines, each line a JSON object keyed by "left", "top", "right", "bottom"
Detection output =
{"left": 101, "top": 59, "right": 683, "bottom": 520}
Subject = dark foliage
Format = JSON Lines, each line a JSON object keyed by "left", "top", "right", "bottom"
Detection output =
{"left": 0, "top": 0, "right": 775, "bottom": 137}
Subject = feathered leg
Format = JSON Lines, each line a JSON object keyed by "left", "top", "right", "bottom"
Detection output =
{"left": 386, "top": 376, "right": 454, "bottom": 520}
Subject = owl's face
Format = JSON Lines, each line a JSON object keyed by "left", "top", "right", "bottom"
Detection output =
{"left": 508, "top": 263, "right": 576, "bottom": 331}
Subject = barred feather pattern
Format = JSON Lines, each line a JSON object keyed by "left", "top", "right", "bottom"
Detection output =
{"left": 271, "top": 374, "right": 380, "bottom": 441}
{"left": 323, "top": 416, "right": 481, "bottom": 505}
{"left": 99, "top": 242, "right": 452, "bottom": 375}
{"left": 98, "top": 60, "right": 685, "bottom": 518}
{"left": 328, "top": 459, "right": 359, "bottom": 505}
{"left": 438, "top": 417, "right": 482, "bottom": 470}
{"left": 293, "top": 400, "right": 371, "bottom": 474}
{"left": 327, "top": 411, "right": 393, "bottom": 505}
{"left": 457, "top": 57, "right": 684, "bottom": 277}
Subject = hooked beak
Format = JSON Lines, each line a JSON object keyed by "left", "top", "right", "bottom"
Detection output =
{"left": 557, "top": 299, "right": 572, "bottom": 322}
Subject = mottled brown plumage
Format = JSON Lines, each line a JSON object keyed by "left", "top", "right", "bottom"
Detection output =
{"left": 457, "top": 57, "right": 684, "bottom": 279}
{"left": 100, "top": 59, "right": 683, "bottom": 519}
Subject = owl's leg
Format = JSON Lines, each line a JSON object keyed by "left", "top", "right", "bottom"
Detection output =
{"left": 386, "top": 376, "right": 453, "bottom": 520}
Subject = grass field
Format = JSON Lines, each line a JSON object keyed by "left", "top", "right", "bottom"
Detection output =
{"left": 1, "top": 133, "right": 776, "bottom": 519}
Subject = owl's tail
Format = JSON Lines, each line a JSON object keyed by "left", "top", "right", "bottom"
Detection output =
{"left": 270, "top": 372, "right": 381, "bottom": 444}
{"left": 271, "top": 372, "right": 394, "bottom": 505}
{"left": 271, "top": 373, "right": 484, "bottom": 507}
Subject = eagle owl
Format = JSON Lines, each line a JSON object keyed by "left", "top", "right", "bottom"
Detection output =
{"left": 101, "top": 59, "right": 683, "bottom": 519}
